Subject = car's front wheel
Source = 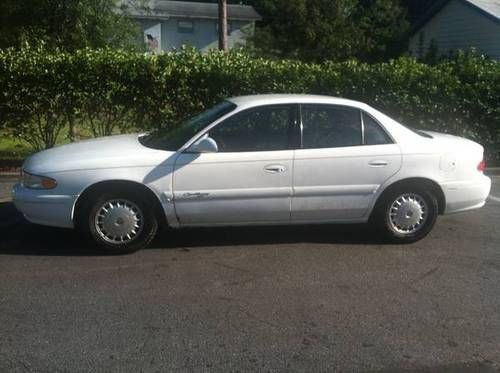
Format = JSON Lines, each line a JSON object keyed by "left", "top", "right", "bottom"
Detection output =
{"left": 375, "top": 187, "right": 438, "bottom": 243}
{"left": 84, "top": 192, "right": 158, "bottom": 254}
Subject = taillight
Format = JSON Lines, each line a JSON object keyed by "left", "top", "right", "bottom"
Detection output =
{"left": 477, "top": 158, "right": 486, "bottom": 172}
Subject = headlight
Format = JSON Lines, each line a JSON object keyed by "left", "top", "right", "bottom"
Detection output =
{"left": 21, "top": 170, "right": 57, "bottom": 189}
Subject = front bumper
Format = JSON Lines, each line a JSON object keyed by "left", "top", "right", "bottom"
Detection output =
{"left": 441, "top": 175, "right": 492, "bottom": 214}
{"left": 12, "top": 183, "right": 77, "bottom": 228}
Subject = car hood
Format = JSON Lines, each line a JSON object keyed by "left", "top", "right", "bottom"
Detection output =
{"left": 23, "top": 134, "right": 176, "bottom": 174}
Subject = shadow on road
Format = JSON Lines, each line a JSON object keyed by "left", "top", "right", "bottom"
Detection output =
{"left": 0, "top": 201, "right": 391, "bottom": 256}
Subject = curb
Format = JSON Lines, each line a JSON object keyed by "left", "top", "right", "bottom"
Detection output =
{"left": 0, "top": 173, "right": 19, "bottom": 177}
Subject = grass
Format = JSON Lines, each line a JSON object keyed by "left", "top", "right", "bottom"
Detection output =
{"left": 0, "top": 135, "right": 33, "bottom": 161}
{"left": 2, "top": 128, "right": 499, "bottom": 167}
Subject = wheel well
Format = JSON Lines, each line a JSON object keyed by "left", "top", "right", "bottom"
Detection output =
{"left": 73, "top": 180, "right": 167, "bottom": 229}
{"left": 374, "top": 178, "right": 446, "bottom": 215}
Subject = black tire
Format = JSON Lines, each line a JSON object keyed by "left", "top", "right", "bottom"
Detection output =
{"left": 373, "top": 186, "right": 438, "bottom": 243}
{"left": 81, "top": 191, "right": 158, "bottom": 254}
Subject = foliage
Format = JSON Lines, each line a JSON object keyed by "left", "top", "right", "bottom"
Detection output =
{"left": 246, "top": 0, "right": 409, "bottom": 62}
{"left": 0, "top": 47, "right": 499, "bottom": 161}
{"left": 144, "top": 0, "right": 429, "bottom": 63}
{"left": 0, "top": 0, "right": 142, "bottom": 51}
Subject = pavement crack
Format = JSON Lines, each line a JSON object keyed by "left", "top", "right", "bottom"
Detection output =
{"left": 414, "top": 266, "right": 439, "bottom": 284}
{"left": 237, "top": 308, "right": 283, "bottom": 330}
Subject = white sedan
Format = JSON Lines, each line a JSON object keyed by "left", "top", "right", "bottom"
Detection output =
{"left": 13, "top": 95, "right": 491, "bottom": 253}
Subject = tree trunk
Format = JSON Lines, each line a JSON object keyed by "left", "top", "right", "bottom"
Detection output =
{"left": 68, "top": 115, "right": 77, "bottom": 142}
{"left": 218, "top": 0, "right": 228, "bottom": 51}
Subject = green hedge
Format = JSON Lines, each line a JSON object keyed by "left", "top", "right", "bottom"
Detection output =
{"left": 1, "top": 46, "right": 499, "bottom": 161}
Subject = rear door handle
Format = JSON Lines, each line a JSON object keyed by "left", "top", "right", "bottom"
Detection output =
{"left": 369, "top": 160, "right": 389, "bottom": 167}
{"left": 264, "top": 164, "right": 286, "bottom": 173}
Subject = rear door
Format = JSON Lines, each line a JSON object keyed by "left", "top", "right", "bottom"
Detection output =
{"left": 291, "top": 104, "right": 402, "bottom": 221}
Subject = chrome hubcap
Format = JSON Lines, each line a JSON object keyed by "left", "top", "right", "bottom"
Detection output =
{"left": 389, "top": 193, "right": 428, "bottom": 235}
{"left": 94, "top": 199, "right": 143, "bottom": 244}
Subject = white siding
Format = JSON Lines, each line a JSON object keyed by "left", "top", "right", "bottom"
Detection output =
{"left": 409, "top": 0, "right": 500, "bottom": 59}
{"left": 136, "top": 18, "right": 254, "bottom": 52}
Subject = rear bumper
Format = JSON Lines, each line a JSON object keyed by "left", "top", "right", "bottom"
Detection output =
{"left": 441, "top": 175, "right": 492, "bottom": 214}
{"left": 12, "top": 183, "right": 76, "bottom": 228}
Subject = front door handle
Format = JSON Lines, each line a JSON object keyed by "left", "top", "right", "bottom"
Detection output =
{"left": 264, "top": 164, "right": 286, "bottom": 173}
{"left": 369, "top": 160, "right": 389, "bottom": 167}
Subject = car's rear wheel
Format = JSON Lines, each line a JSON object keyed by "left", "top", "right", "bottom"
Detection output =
{"left": 375, "top": 187, "right": 438, "bottom": 243}
{"left": 84, "top": 192, "right": 158, "bottom": 254}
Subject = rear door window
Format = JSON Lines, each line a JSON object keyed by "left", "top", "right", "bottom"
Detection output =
{"left": 301, "top": 104, "right": 362, "bottom": 149}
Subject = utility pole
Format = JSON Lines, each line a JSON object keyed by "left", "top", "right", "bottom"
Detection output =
{"left": 218, "top": 0, "right": 228, "bottom": 51}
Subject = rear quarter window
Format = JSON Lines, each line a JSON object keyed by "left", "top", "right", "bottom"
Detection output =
{"left": 362, "top": 112, "right": 393, "bottom": 145}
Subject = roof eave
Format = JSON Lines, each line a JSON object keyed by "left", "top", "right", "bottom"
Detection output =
{"left": 460, "top": 0, "right": 500, "bottom": 26}
{"left": 410, "top": 0, "right": 500, "bottom": 37}
{"left": 409, "top": 0, "right": 450, "bottom": 37}
{"left": 129, "top": 14, "right": 260, "bottom": 21}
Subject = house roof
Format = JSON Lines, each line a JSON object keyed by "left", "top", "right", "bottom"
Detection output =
{"left": 123, "top": 0, "right": 262, "bottom": 21}
{"left": 411, "top": 0, "right": 500, "bottom": 35}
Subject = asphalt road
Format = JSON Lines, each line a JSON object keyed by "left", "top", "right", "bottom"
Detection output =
{"left": 1, "top": 176, "right": 500, "bottom": 372}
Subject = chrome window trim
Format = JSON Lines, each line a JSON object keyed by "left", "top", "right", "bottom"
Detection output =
{"left": 360, "top": 109, "right": 366, "bottom": 145}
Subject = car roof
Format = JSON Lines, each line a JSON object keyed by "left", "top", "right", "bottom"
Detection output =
{"left": 224, "top": 94, "right": 424, "bottom": 145}
{"left": 227, "top": 94, "right": 367, "bottom": 109}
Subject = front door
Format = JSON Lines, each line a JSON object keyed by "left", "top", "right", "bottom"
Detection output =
{"left": 173, "top": 104, "right": 297, "bottom": 226}
{"left": 292, "top": 104, "right": 402, "bottom": 221}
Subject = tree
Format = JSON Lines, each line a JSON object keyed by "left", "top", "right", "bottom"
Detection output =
{"left": 401, "top": 0, "right": 435, "bottom": 24}
{"left": 0, "top": 0, "right": 141, "bottom": 51}
{"left": 246, "top": 0, "right": 408, "bottom": 62}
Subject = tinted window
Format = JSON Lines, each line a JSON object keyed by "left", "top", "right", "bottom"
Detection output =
{"left": 301, "top": 105, "right": 362, "bottom": 149}
{"left": 209, "top": 105, "right": 293, "bottom": 152}
{"left": 362, "top": 112, "right": 393, "bottom": 145}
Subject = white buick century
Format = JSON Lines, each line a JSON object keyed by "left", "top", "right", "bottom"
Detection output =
{"left": 13, "top": 95, "right": 491, "bottom": 253}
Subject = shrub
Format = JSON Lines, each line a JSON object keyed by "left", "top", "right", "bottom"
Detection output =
{"left": 0, "top": 46, "right": 499, "bottom": 161}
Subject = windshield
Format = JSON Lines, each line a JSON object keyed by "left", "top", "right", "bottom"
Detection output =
{"left": 139, "top": 101, "right": 237, "bottom": 151}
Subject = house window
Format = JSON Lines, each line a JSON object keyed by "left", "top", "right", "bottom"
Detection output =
{"left": 178, "top": 20, "right": 194, "bottom": 33}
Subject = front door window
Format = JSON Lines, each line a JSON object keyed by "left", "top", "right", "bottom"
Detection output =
{"left": 209, "top": 105, "right": 294, "bottom": 152}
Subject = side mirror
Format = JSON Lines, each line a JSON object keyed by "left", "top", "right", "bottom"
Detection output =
{"left": 187, "top": 135, "right": 218, "bottom": 153}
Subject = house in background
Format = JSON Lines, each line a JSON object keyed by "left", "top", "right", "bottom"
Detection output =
{"left": 122, "top": 0, "right": 261, "bottom": 53}
{"left": 409, "top": 0, "right": 500, "bottom": 60}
